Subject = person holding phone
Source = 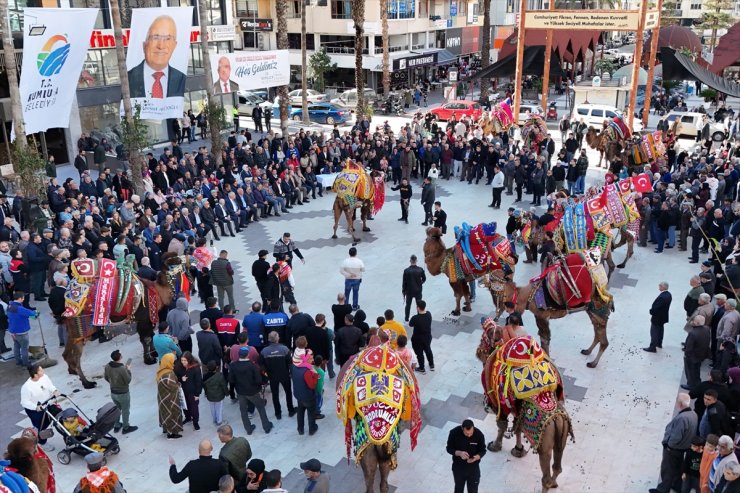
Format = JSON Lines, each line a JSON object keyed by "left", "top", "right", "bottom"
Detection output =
{"left": 104, "top": 350, "right": 138, "bottom": 434}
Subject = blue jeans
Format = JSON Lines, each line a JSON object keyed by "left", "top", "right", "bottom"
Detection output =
{"left": 575, "top": 175, "right": 585, "bottom": 194}
{"left": 655, "top": 228, "right": 666, "bottom": 252}
{"left": 568, "top": 181, "right": 576, "bottom": 195}
{"left": 344, "top": 279, "right": 361, "bottom": 308}
{"left": 667, "top": 225, "right": 676, "bottom": 247}
{"left": 468, "top": 280, "right": 476, "bottom": 300}
{"left": 315, "top": 392, "right": 323, "bottom": 414}
{"left": 12, "top": 332, "right": 30, "bottom": 367}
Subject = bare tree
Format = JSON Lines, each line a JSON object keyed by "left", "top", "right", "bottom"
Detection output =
{"left": 199, "top": 0, "right": 223, "bottom": 167}
{"left": 276, "top": 0, "right": 290, "bottom": 136}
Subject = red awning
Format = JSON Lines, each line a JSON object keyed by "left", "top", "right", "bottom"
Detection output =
{"left": 711, "top": 22, "right": 740, "bottom": 74}
{"left": 498, "top": 29, "right": 602, "bottom": 62}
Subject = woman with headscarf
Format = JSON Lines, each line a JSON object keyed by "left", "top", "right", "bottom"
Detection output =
{"left": 157, "top": 353, "right": 183, "bottom": 439}
{"left": 245, "top": 458, "right": 266, "bottom": 492}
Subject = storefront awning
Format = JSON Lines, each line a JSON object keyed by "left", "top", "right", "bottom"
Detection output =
{"left": 463, "top": 45, "right": 565, "bottom": 81}
{"left": 436, "top": 49, "right": 458, "bottom": 66}
{"left": 661, "top": 47, "right": 740, "bottom": 98}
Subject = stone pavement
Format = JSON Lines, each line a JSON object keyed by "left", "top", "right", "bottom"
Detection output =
{"left": 4, "top": 151, "right": 704, "bottom": 492}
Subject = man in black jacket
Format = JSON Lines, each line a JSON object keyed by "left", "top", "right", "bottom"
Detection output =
{"left": 420, "top": 177, "right": 435, "bottom": 226}
{"left": 334, "top": 314, "right": 363, "bottom": 367}
{"left": 689, "top": 369, "right": 732, "bottom": 423}
{"left": 402, "top": 255, "right": 426, "bottom": 322}
{"left": 644, "top": 282, "right": 672, "bottom": 353}
{"left": 169, "top": 439, "right": 228, "bottom": 493}
{"left": 196, "top": 318, "right": 223, "bottom": 369}
{"left": 446, "top": 419, "right": 486, "bottom": 493}
{"left": 683, "top": 315, "right": 711, "bottom": 390}
{"left": 260, "top": 331, "right": 296, "bottom": 420}
{"left": 229, "top": 346, "right": 273, "bottom": 435}
{"left": 48, "top": 277, "right": 67, "bottom": 347}
{"left": 391, "top": 179, "right": 412, "bottom": 224}
{"left": 252, "top": 250, "right": 271, "bottom": 309}
{"left": 286, "top": 304, "right": 314, "bottom": 350}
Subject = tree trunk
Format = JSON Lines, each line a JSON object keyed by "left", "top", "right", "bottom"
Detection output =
{"left": 0, "top": 0, "right": 26, "bottom": 152}
{"left": 353, "top": 0, "right": 366, "bottom": 119}
{"left": 199, "top": 0, "right": 223, "bottom": 167}
{"left": 110, "top": 0, "right": 144, "bottom": 192}
{"left": 480, "top": 0, "right": 492, "bottom": 101}
{"left": 381, "top": 0, "right": 390, "bottom": 96}
{"left": 276, "top": 0, "right": 290, "bottom": 136}
{"left": 301, "top": 0, "right": 309, "bottom": 124}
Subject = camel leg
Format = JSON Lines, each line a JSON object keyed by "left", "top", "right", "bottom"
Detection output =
{"left": 332, "top": 202, "right": 340, "bottom": 239}
{"left": 585, "top": 313, "right": 610, "bottom": 368}
{"left": 138, "top": 319, "right": 157, "bottom": 365}
{"left": 538, "top": 445, "right": 554, "bottom": 493}
{"left": 487, "top": 419, "right": 507, "bottom": 452}
{"left": 62, "top": 339, "right": 96, "bottom": 389}
{"left": 345, "top": 208, "right": 360, "bottom": 244}
{"left": 604, "top": 251, "right": 616, "bottom": 280}
{"left": 535, "top": 316, "right": 552, "bottom": 356}
{"left": 511, "top": 427, "right": 527, "bottom": 458}
{"left": 450, "top": 282, "right": 462, "bottom": 316}
{"left": 616, "top": 235, "right": 634, "bottom": 269}
{"left": 361, "top": 205, "right": 371, "bottom": 232}
{"left": 550, "top": 415, "right": 569, "bottom": 488}
{"left": 378, "top": 455, "right": 391, "bottom": 493}
{"left": 462, "top": 282, "right": 472, "bottom": 312}
{"left": 359, "top": 451, "right": 377, "bottom": 493}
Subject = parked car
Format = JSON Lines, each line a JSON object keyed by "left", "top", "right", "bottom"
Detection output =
{"left": 662, "top": 111, "right": 728, "bottom": 141}
{"left": 237, "top": 91, "right": 273, "bottom": 117}
{"left": 330, "top": 88, "right": 379, "bottom": 111}
{"left": 518, "top": 102, "right": 543, "bottom": 124}
{"left": 570, "top": 103, "right": 643, "bottom": 133}
{"left": 603, "top": 48, "right": 620, "bottom": 57}
{"left": 276, "top": 89, "right": 327, "bottom": 106}
{"left": 428, "top": 100, "right": 483, "bottom": 121}
{"left": 280, "top": 103, "right": 350, "bottom": 125}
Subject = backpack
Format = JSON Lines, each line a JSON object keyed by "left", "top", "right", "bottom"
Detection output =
{"left": 303, "top": 369, "right": 319, "bottom": 390}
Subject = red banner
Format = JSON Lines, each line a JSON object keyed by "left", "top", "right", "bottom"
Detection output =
{"left": 92, "top": 259, "right": 117, "bottom": 327}
{"left": 632, "top": 173, "right": 653, "bottom": 193}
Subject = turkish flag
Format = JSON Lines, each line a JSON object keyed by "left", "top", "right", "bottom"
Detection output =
{"left": 632, "top": 173, "right": 653, "bottom": 193}
{"left": 587, "top": 195, "right": 604, "bottom": 213}
{"left": 618, "top": 179, "right": 631, "bottom": 195}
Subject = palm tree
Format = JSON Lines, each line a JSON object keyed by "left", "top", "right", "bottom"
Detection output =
{"left": 381, "top": 0, "right": 390, "bottom": 96}
{"left": 0, "top": 0, "right": 26, "bottom": 151}
{"left": 352, "top": 0, "right": 366, "bottom": 119}
{"left": 301, "top": 0, "right": 309, "bottom": 124}
{"left": 199, "top": 0, "right": 223, "bottom": 167}
{"left": 276, "top": 0, "right": 290, "bottom": 136}
{"left": 480, "top": 0, "right": 492, "bottom": 101}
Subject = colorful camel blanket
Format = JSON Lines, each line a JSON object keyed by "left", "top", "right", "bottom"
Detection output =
{"left": 542, "top": 254, "right": 593, "bottom": 309}
{"left": 562, "top": 203, "right": 588, "bottom": 252}
{"left": 333, "top": 161, "right": 384, "bottom": 214}
{"left": 445, "top": 222, "right": 515, "bottom": 281}
{"left": 516, "top": 391, "right": 574, "bottom": 451}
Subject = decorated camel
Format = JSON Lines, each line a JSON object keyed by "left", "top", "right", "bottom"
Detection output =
{"left": 521, "top": 113, "right": 549, "bottom": 150}
{"left": 423, "top": 222, "right": 518, "bottom": 316}
{"left": 478, "top": 100, "right": 516, "bottom": 136}
{"left": 62, "top": 254, "right": 189, "bottom": 388}
{"left": 332, "top": 161, "right": 385, "bottom": 245}
{"left": 476, "top": 328, "right": 573, "bottom": 493}
{"left": 336, "top": 342, "right": 421, "bottom": 493}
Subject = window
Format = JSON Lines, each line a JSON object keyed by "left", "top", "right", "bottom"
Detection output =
{"left": 331, "top": 0, "right": 352, "bottom": 18}
{"left": 387, "top": 0, "right": 416, "bottom": 19}
{"left": 168, "top": 0, "right": 199, "bottom": 26}
{"left": 289, "top": 0, "right": 301, "bottom": 18}
{"left": 288, "top": 33, "right": 316, "bottom": 50}
{"left": 207, "top": 0, "right": 226, "bottom": 26}
{"left": 70, "top": 0, "right": 109, "bottom": 29}
{"left": 243, "top": 32, "right": 258, "bottom": 49}
{"left": 592, "top": 109, "right": 604, "bottom": 117}
{"left": 77, "top": 49, "right": 120, "bottom": 88}
{"left": 577, "top": 108, "right": 589, "bottom": 116}
{"left": 236, "top": 0, "right": 258, "bottom": 17}
{"left": 681, "top": 115, "right": 695, "bottom": 123}
{"left": 690, "top": 3, "right": 701, "bottom": 8}
{"left": 605, "top": 111, "right": 617, "bottom": 118}
{"left": 419, "top": 0, "right": 428, "bottom": 17}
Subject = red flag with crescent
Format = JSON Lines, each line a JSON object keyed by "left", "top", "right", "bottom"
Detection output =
{"left": 618, "top": 179, "right": 631, "bottom": 197}
{"left": 632, "top": 173, "right": 652, "bottom": 193}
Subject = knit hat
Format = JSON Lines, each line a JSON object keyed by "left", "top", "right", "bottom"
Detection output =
{"left": 239, "top": 346, "right": 249, "bottom": 359}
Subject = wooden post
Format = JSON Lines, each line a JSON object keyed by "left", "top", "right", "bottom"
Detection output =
{"left": 540, "top": 0, "right": 555, "bottom": 111}
{"left": 628, "top": 0, "right": 649, "bottom": 132}
{"left": 513, "top": 0, "right": 527, "bottom": 123}
{"left": 643, "top": 1, "right": 663, "bottom": 128}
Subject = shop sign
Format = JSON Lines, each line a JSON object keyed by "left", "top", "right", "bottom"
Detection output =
{"left": 393, "top": 52, "right": 438, "bottom": 71}
{"left": 208, "top": 25, "right": 236, "bottom": 41}
{"left": 445, "top": 28, "right": 462, "bottom": 55}
{"left": 523, "top": 11, "right": 640, "bottom": 31}
{"left": 89, "top": 25, "right": 233, "bottom": 48}
{"left": 239, "top": 18, "right": 273, "bottom": 32}
{"left": 391, "top": 70, "right": 408, "bottom": 87}
{"left": 450, "top": 0, "right": 457, "bottom": 16}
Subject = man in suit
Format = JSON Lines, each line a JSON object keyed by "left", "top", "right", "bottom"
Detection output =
{"left": 128, "top": 15, "right": 186, "bottom": 99}
{"left": 215, "top": 198, "right": 236, "bottom": 237}
{"left": 213, "top": 56, "right": 239, "bottom": 94}
{"left": 225, "top": 191, "right": 248, "bottom": 230}
{"left": 644, "top": 281, "right": 672, "bottom": 353}
{"left": 402, "top": 255, "right": 426, "bottom": 322}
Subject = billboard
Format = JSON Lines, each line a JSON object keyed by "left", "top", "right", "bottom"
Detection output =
{"left": 209, "top": 50, "right": 289, "bottom": 93}
{"left": 19, "top": 8, "right": 98, "bottom": 135}
{"left": 125, "top": 7, "right": 193, "bottom": 119}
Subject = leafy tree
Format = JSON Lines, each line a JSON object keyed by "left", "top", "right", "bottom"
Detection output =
{"left": 309, "top": 48, "right": 337, "bottom": 92}
{"left": 661, "top": 0, "right": 682, "bottom": 26}
{"left": 699, "top": 0, "right": 736, "bottom": 52}
{"left": 594, "top": 58, "right": 616, "bottom": 76}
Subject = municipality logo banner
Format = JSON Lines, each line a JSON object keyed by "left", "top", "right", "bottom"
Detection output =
{"left": 19, "top": 8, "right": 97, "bottom": 135}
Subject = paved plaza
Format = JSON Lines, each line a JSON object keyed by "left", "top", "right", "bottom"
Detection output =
{"left": 2, "top": 139, "right": 704, "bottom": 492}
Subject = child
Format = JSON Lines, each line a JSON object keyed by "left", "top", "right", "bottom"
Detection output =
{"left": 60, "top": 409, "right": 87, "bottom": 437}
{"left": 396, "top": 335, "right": 417, "bottom": 371}
{"left": 202, "top": 360, "right": 227, "bottom": 426}
{"left": 683, "top": 436, "right": 704, "bottom": 493}
{"left": 313, "top": 355, "right": 326, "bottom": 419}
{"left": 700, "top": 434, "right": 719, "bottom": 493}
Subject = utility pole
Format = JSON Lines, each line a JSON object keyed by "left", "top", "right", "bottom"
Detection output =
{"left": 301, "top": 0, "right": 309, "bottom": 124}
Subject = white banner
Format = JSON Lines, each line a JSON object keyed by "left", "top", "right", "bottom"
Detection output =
{"left": 209, "top": 50, "right": 289, "bottom": 94}
{"left": 19, "top": 8, "right": 97, "bottom": 135}
{"left": 126, "top": 7, "right": 193, "bottom": 120}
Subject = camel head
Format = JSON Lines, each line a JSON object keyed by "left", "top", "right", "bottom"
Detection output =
{"left": 423, "top": 227, "right": 446, "bottom": 275}
{"left": 585, "top": 127, "right": 599, "bottom": 149}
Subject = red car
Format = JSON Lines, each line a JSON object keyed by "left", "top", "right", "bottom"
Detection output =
{"left": 429, "top": 100, "right": 483, "bottom": 121}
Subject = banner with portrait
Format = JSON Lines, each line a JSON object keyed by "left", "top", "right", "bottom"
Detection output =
{"left": 208, "top": 50, "right": 289, "bottom": 94}
{"left": 125, "top": 7, "right": 193, "bottom": 119}
{"left": 18, "top": 8, "right": 98, "bottom": 135}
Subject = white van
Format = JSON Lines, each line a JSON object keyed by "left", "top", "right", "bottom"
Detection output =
{"left": 330, "top": 88, "right": 378, "bottom": 111}
{"left": 570, "top": 103, "right": 643, "bottom": 133}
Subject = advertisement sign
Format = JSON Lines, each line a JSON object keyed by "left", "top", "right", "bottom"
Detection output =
{"left": 209, "top": 50, "right": 289, "bottom": 94}
{"left": 524, "top": 11, "right": 640, "bottom": 31}
{"left": 19, "top": 8, "right": 98, "bottom": 135}
{"left": 393, "top": 53, "right": 438, "bottom": 71}
{"left": 208, "top": 25, "right": 236, "bottom": 42}
{"left": 450, "top": 0, "right": 458, "bottom": 16}
{"left": 644, "top": 11, "right": 660, "bottom": 29}
{"left": 125, "top": 7, "right": 193, "bottom": 119}
{"left": 461, "top": 26, "right": 480, "bottom": 56}
{"left": 239, "top": 18, "right": 274, "bottom": 31}
{"left": 446, "top": 28, "right": 462, "bottom": 55}
{"left": 89, "top": 27, "right": 228, "bottom": 48}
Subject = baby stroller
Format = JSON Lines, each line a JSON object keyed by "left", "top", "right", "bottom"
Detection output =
{"left": 41, "top": 395, "right": 121, "bottom": 465}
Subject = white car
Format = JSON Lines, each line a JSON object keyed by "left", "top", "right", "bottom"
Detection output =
{"left": 603, "top": 49, "right": 620, "bottom": 57}
{"left": 330, "top": 88, "right": 378, "bottom": 111}
{"left": 662, "top": 111, "right": 728, "bottom": 141}
{"left": 570, "top": 103, "right": 643, "bottom": 133}
{"left": 275, "top": 89, "right": 327, "bottom": 106}
{"left": 517, "top": 102, "right": 542, "bottom": 124}
{"left": 237, "top": 92, "right": 272, "bottom": 117}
